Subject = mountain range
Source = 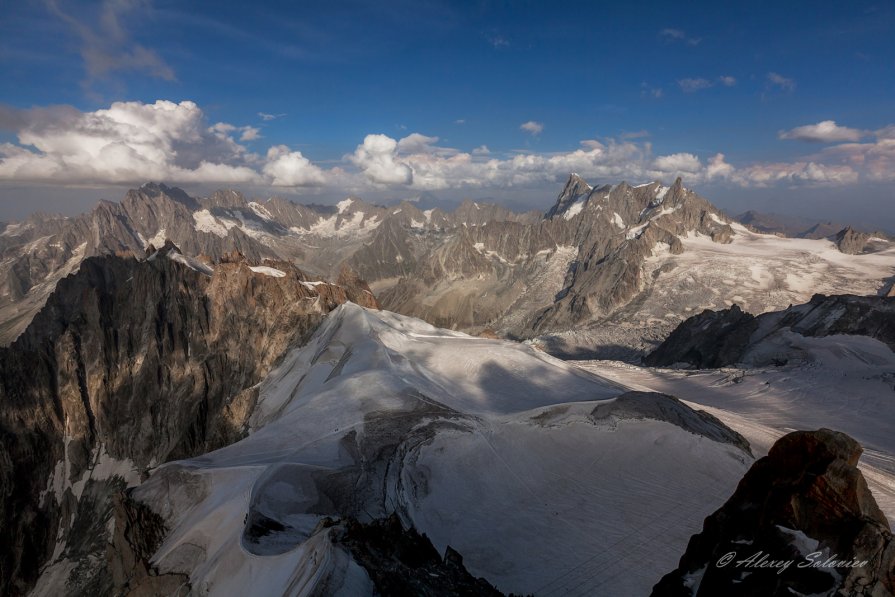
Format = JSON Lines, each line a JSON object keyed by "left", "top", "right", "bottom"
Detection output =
{"left": 2, "top": 176, "right": 894, "bottom": 596}
{"left": 3, "top": 177, "right": 893, "bottom": 358}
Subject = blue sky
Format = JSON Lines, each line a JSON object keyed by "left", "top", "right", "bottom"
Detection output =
{"left": 0, "top": 0, "right": 893, "bottom": 228}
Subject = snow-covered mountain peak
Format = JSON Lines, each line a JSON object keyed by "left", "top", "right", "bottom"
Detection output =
{"left": 125, "top": 305, "right": 754, "bottom": 595}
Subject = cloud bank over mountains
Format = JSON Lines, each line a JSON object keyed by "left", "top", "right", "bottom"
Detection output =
{"left": 0, "top": 99, "right": 891, "bottom": 193}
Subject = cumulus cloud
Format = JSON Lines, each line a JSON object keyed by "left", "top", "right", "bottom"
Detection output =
{"left": 0, "top": 99, "right": 326, "bottom": 187}
{"left": 47, "top": 0, "right": 175, "bottom": 86}
{"left": 816, "top": 133, "right": 895, "bottom": 182}
{"left": 520, "top": 121, "right": 544, "bottom": 135}
{"left": 348, "top": 134, "right": 414, "bottom": 185}
{"left": 706, "top": 153, "right": 735, "bottom": 180}
{"left": 652, "top": 153, "right": 702, "bottom": 173}
{"left": 262, "top": 145, "right": 326, "bottom": 186}
{"left": 767, "top": 72, "right": 796, "bottom": 91}
{"left": 779, "top": 120, "right": 866, "bottom": 143}
{"left": 396, "top": 133, "right": 445, "bottom": 155}
{"left": 2, "top": 98, "right": 891, "bottom": 195}
{"left": 240, "top": 127, "right": 261, "bottom": 141}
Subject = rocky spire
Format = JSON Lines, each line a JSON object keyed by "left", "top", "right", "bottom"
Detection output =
{"left": 545, "top": 173, "right": 592, "bottom": 219}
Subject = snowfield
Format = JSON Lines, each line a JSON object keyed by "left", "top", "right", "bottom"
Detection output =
{"left": 539, "top": 224, "right": 895, "bottom": 359}
{"left": 134, "top": 304, "right": 754, "bottom": 596}
{"left": 574, "top": 332, "right": 895, "bottom": 526}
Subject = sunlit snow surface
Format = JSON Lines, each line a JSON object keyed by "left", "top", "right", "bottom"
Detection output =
{"left": 136, "top": 304, "right": 752, "bottom": 596}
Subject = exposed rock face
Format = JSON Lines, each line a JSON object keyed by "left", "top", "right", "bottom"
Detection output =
{"left": 588, "top": 391, "right": 752, "bottom": 455}
{"left": 544, "top": 173, "right": 592, "bottom": 219}
{"left": 645, "top": 294, "right": 895, "bottom": 368}
{"left": 643, "top": 305, "right": 759, "bottom": 368}
{"left": 0, "top": 249, "right": 377, "bottom": 596}
{"left": 107, "top": 491, "right": 190, "bottom": 596}
{"left": 837, "top": 227, "right": 873, "bottom": 255}
{"left": 652, "top": 429, "right": 895, "bottom": 597}
{"left": 334, "top": 514, "right": 505, "bottom": 596}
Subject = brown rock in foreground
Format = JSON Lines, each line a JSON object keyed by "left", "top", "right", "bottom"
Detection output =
{"left": 652, "top": 428, "right": 895, "bottom": 597}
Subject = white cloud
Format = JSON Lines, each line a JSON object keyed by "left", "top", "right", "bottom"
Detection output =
{"left": 718, "top": 76, "right": 737, "bottom": 87}
{"left": 678, "top": 78, "right": 713, "bottom": 93}
{"left": 258, "top": 112, "right": 285, "bottom": 121}
{"left": 262, "top": 145, "right": 326, "bottom": 186}
{"left": 779, "top": 120, "right": 866, "bottom": 143}
{"left": 0, "top": 99, "right": 324, "bottom": 187}
{"left": 733, "top": 162, "right": 859, "bottom": 186}
{"left": 348, "top": 134, "right": 413, "bottom": 185}
{"left": 240, "top": 127, "right": 261, "bottom": 141}
{"left": 455, "top": 119, "right": 466, "bottom": 125}
{"left": 706, "top": 153, "right": 735, "bottom": 179}
{"left": 520, "top": 121, "right": 544, "bottom": 135}
{"left": 767, "top": 72, "right": 796, "bottom": 91}
{"left": 817, "top": 133, "right": 895, "bottom": 182}
{"left": 396, "top": 133, "right": 443, "bottom": 155}
{"left": 652, "top": 153, "right": 702, "bottom": 173}
{"left": 2, "top": 98, "right": 891, "bottom": 195}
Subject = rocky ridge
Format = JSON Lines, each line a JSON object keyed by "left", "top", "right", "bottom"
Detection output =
{"left": 3, "top": 177, "right": 893, "bottom": 358}
{"left": 0, "top": 246, "right": 377, "bottom": 596}
{"left": 645, "top": 294, "right": 895, "bottom": 368}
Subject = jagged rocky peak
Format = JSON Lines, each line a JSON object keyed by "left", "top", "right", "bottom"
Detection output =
{"left": 652, "top": 428, "right": 895, "bottom": 597}
{"left": 835, "top": 226, "right": 873, "bottom": 255}
{"left": 545, "top": 172, "right": 593, "bottom": 218}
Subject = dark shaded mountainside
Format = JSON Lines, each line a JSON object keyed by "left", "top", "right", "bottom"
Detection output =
{"left": 653, "top": 429, "right": 895, "bottom": 597}
{"left": 0, "top": 246, "right": 378, "bottom": 596}
{"left": 645, "top": 294, "right": 895, "bottom": 368}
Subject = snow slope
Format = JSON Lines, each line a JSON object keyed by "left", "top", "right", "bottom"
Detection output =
{"left": 574, "top": 333, "right": 895, "bottom": 526}
{"left": 133, "top": 304, "right": 753, "bottom": 596}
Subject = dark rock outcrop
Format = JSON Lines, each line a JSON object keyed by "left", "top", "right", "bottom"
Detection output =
{"left": 645, "top": 294, "right": 895, "bottom": 368}
{"left": 652, "top": 428, "right": 895, "bottom": 597}
{"left": 643, "top": 304, "right": 758, "bottom": 368}
{"left": 0, "top": 250, "right": 378, "bottom": 596}
{"left": 334, "top": 514, "right": 506, "bottom": 597}
{"left": 588, "top": 391, "right": 752, "bottom": 455}
{"left": 107, "top": 491, "right": 190, "bottom": 596}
